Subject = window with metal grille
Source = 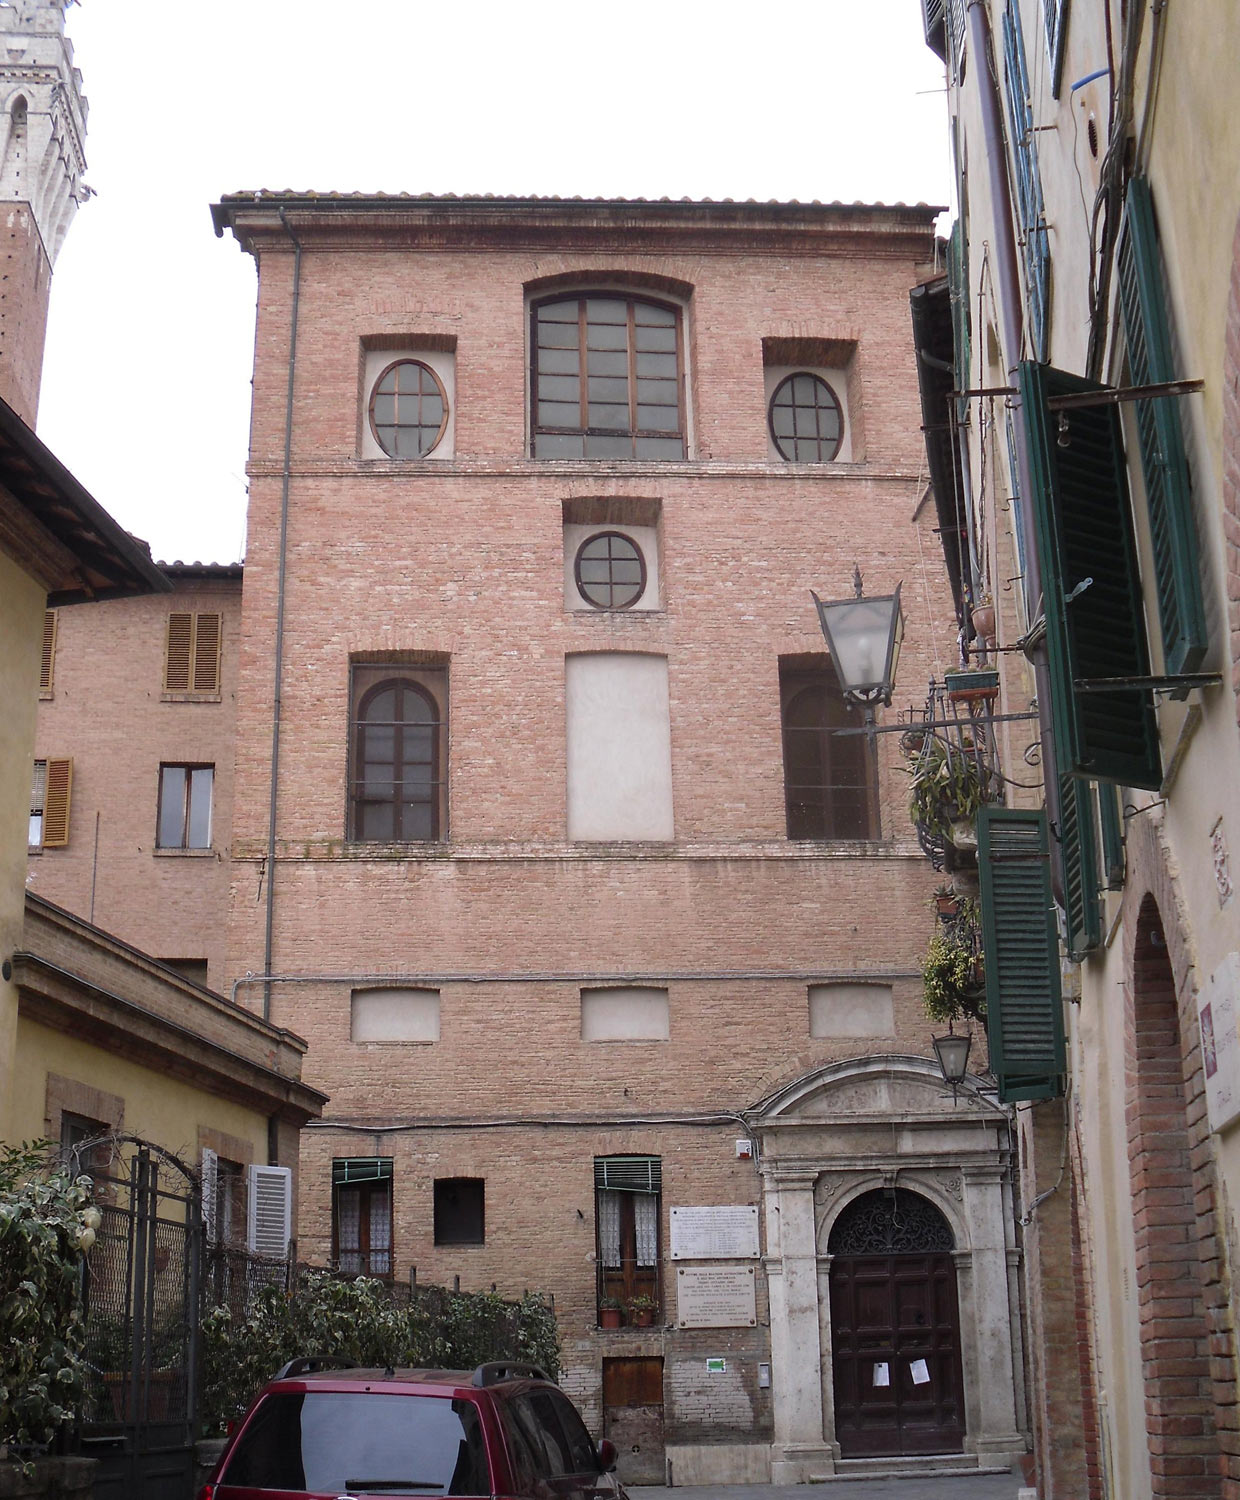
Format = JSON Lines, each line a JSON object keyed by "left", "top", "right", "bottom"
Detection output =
{"left": 531, "top": 295, "right": 685, "bottom": 460}
{"left": 163, "top": 611, "right": 222, "bottom": 695}
{"left": 768, "top": 373, "right": 844, "bottom": 462}
{"left": 349, "top": 664, "right": 447, "bottom": 842}
{"left": 332, "top": 1158, "right": 393, "bottom": 1277}
{"left": 157, "top": 764, "right": 214, "bottom": 849}
{"left": 780, "top": 660, "right": 877, "bottom": 839}
{"left": 595, "top": 1157, "right": 661, "bottom": 1321}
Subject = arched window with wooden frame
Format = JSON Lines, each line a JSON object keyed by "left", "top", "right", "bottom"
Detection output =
{"left": 780, "top": 658, "right": 878, "bottom": 840}
{"left": 348, "top": 664, "right": 447, "bottom": 842}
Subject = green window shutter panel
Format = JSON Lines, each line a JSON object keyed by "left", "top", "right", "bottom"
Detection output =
{"left": 978, "top": 806, "right": 1065, "bottom": 1103}
{"left": 948, "top": 219, "right": 971, "bottom": 413}
{"left": 1002, "top": 3, "right": 1050, "bottom": 361}
{"left": 1117, "top": 176, "right": 1206, "bottom": 680}
{"left": 1020, "top": 360, "right": 1162, "bottom": 789}
{"left": 1098, "top": 780, "right": 1125, "bottom": 889}
{"left": 1058, "top": 775, "right": 1101, "bottom": 957}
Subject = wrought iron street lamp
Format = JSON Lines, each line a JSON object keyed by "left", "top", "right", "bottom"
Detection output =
{"left": 811, "top": 566, "right": 904, "bottom": 710}
{"left": 932, "top": 1030, "right": 973, "bottom": 1088}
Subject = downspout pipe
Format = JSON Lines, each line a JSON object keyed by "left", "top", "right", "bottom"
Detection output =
{"left": 262, "top": 209, "right": 303, "bottom": 1021}
{"left": 964, "top": 0, "right": 1062, "bottom": 856}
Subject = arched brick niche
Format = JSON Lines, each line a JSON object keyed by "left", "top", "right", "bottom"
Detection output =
{"left": 1126, "top": 893, "right": 1222, "bottom": 1499}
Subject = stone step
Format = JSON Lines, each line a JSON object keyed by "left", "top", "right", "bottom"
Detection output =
{"left": 810, "top": 1454, "right": 1013, "bottom": 1483}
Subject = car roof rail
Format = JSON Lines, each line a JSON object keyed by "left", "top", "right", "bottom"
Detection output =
{"left": 271, "top": 1356, "right": 360, "bottom": 1381}
{"left": 472, "top": 1361, "right": 554, "bottom": 1387}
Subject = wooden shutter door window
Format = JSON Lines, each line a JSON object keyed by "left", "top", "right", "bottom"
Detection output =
{"left": 978, "top": 806, "right": 1066, "bottom": 1103}
{"left": 41, "top": 758, "right": 73, "bottom": 847}
{"left": 1057, "top": 774, "right": 1101, "bottom": 958}
{"left": 1019, "top": 360, "right": 1161, "bottom": 789}
{"left": 165, "top": 613, "right": 193, "bottom": 690}
{"left": 40, "top": 610, "right": 57, "bottom": 694}
{"left": 192, "top": 612, "right": 222, "bottom": 692}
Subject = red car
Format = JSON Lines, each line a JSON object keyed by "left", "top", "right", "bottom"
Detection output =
{"left": 197, "top": 1359, "right": 627, "bottom": 1500}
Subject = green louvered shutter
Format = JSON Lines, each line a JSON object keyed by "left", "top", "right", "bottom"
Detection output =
{"left": 948, "top": 220, "right": 971, "bottom": 416}
{"left": 1098, "top": 781, "right": 1125, "bottom": 889}
{"left": 1020, "top": 360, "right": 1162, "bottom": 789}
{"left": 1002, "top": 3, "right": 1050, "bottom": 361}
{"left": 978, "top": 806, "right": 1065, "bottom": 1103}
{"left": 1117, "top": 176, "right": 1206, "bottom": 681}
{"left": 1058, "top": 775, "right": 1101, "bottom": 957}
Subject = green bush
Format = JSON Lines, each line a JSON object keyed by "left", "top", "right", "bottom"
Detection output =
{"left": 200, "top": 1272, "right": 560, "bottom": 1436}
{"left": 0, "top": 1142, "right": 98, "bottom": 1458}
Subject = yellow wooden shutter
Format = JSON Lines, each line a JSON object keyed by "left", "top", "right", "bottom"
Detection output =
{"left": 165, "top": 613, "right": 193, "bottom": 691}
{"left": 41, "top": 757, "right": 73, "bottom": 847}
{"left": 39, "top": 610, "right": 57, "bottom": 694}
{"left": 192, "top": 612, "right": 222, "bottom": 692}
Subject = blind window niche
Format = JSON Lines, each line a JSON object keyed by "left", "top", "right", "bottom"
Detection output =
{"left": 351, "top": 987, "right": 441, "bottom": 1042}
{"left": 581, "top": 986, "right": 670, "bottom": 1041}
{"left": 808, "top": 982, "right": 895, "bottom": 1038}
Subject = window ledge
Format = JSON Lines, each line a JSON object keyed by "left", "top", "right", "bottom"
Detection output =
{"left": 161, "top": 691, "right": 223, "bottom": 704}
{"left": 242, "top": 837, "right": 910, "bottom": 863}
{"left": 248, "top": 456, "right": 920, "bottom": 483}
{"left": 153, "top": 846, "right": 216, "bottom": 858}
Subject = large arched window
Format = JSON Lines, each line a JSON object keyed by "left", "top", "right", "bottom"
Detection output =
{"left": 349, "top": 671, "right": 445, "bottom": 841}
{"left": 780, "top": 660, "right": 877, "bottom": 839}
{"left": 531, "top": 294, "right": 686, "bottom": 459}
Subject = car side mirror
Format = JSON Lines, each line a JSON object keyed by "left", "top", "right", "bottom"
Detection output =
{"left": 596, "top": 1438, "right": 617, "bottom": 1473}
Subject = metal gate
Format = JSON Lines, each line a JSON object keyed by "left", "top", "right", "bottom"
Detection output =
{"left": 76, "top": 1137, "right": 200, "bottom": 1500}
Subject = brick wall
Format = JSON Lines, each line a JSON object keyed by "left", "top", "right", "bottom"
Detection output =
{"left": 30, "top": 572, "right": 241, "bottom": 991}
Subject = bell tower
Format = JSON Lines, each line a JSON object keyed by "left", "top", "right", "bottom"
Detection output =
{"left": 0, "top": 0, "right": 86, "bottom": 425}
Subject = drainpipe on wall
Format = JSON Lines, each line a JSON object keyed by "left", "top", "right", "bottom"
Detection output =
{"left": 262, "top": 209, "right": 303, "bottom": 1022}
{"left": 965, "top": 0, "right": 1062, "bottom": 855}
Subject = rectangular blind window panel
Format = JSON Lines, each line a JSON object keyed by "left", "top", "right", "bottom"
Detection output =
{"left": 978, "top": 806, "right": 1066, "bottom": 1103}
{"left": 1118, "top": 175, "right": 1206, "bottom": 681}
{"left": 248, "top": 1165, "right": 292, "bottom": 1258}
{"left": 594, "top": 1157, "right": 662, "bottom": 1194}
{"left": 1020, "top": 361, "right": 1161, "bottom": 788}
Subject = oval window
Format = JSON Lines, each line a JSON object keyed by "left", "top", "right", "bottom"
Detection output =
{"left": 574, "top": 532, "right": 647, "bottom": 610}
{"left": 369, "top": 359, "right": 448, "bottom": 458}
{"left": 769, "top": 372, "right": 843, "bottom": 462}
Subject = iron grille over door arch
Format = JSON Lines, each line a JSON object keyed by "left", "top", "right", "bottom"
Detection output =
{"left": 828, "top": 1188, "right": 955, "bottom": 1256}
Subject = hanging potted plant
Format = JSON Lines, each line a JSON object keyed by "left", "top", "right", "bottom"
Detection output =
{"left": 933, "top": 884, "right": 962, "bottom": 919}
{"left": 970, "top": 594, "right": 997, "bottom": 647}
{"left": 598, "top": 1295, "right": 624, "bottom": 1330}
{"left": 922, "top": 897, "right": 987, "bottom": 1026}
{"left": 944, "top": 665, "right": 1000, "bottom": 706}
{"left": 906, "top": 737, "right": 988, "bottom": 854}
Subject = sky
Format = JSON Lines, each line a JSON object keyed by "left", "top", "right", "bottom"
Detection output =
{"left": 36, "top": 0, "right": 952, "bottom": 566}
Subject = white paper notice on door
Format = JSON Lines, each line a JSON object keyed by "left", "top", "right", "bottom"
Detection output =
{"left": 909, "top": 1358, "right": 931, "bottom": 1386}
{"left": 872, "top": 1362, "right": 890, "bottom": 1387}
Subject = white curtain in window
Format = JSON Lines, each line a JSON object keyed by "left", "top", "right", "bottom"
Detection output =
{"left": 370, "top": 1185, "right": 392, "bottom": 1272}
{"left": 635, "top": 1192, "right": 658, "bottom": 1266}
{"left": 337, "top": 1186, "right": 361, "bottom": 1274}
{"left": 598, "top": 1189, "right": 621, "bottom": 1267}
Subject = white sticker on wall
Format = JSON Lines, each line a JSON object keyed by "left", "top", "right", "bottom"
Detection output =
{"left": 910, "top": 1358, "right": 931, "bottom": 1386}
{"left": 872, "top": 1362, "right": 890, "bottom": 1388}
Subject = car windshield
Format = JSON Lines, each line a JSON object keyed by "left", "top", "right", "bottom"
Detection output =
{"left": 219, "top": 1391, "right": 490, "bottom": 1496}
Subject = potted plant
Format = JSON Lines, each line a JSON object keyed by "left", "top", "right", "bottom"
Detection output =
{"left": 933, "top": 884, "right": 961, "bottom": 919}
{"left": 970, "top": 594, "right": 996, "bottom": 647}
{"left": 922, "top": 897, "right": 987, "bottom": 1026}
{"left": 944, "top": 665, "right": 1000, "bottom": 705}
{"left": 626, "top": 1294, "right": 658, "bottom": 1327}
{"left": 905, "top": 736, "right": 989, "bottom": 853}
{"left": 598, "top": 1296, "right": 624, "bottom": 1330}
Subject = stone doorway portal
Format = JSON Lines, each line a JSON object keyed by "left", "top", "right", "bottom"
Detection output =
{"left": 827, "top": 1189, "right": 965, "bottom": 1457}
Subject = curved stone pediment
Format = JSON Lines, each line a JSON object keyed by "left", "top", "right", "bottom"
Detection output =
{"left": 750, "top": 1052, "right": 1005, "bottom": 1126}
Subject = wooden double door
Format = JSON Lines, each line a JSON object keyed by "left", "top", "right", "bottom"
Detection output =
{"left": 829, "top": 1251, "right": 965, "bottom": 1457}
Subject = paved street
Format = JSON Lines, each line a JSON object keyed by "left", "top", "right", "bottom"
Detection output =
{"left": 631, "top": 1473, "right": 1026, "bottom": 1500}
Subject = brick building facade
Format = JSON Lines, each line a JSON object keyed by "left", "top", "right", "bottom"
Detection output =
{"left": 190, "top": 192, "right": 1025, "bottom": 1480}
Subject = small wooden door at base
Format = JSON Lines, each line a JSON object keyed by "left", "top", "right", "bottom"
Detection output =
{"left": 602, "top": 1356, "right": 664, "bottom": 1485}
